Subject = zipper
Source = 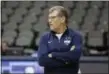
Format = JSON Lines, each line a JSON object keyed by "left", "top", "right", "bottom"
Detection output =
{"left": 58, "top": 37, "right": 62, "bottom": 51}
{"left": 55, "top": 35, "right": 62, "bottom": 51}
{"left": 59, "top": 39, "right": 60, "bottom": 43}
{"left": 56, "top": 36, "right": 61, "bottom": 51}
{"left": 59, "top": 39, "right": 60, "bottom": 51}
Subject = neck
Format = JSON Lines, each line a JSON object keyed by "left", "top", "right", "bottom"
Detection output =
{"left": 56, "top": 23, "right": 67, "bottom": 34}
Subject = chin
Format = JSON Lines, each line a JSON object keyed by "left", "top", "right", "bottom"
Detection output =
{"left": 50, "top": 28, "right": 55, "bottom": 31}
{"left": 50, "top": 28, "right": 54, "bottom": 31}
{"left": 50, "top": 27, "right": 54, "bottom": 30}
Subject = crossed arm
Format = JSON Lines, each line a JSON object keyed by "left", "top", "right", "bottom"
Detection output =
{"left": 49, "top": 35, "right": 82, "bottom": 63}
{"left": 38, "top": 35, "right": 66, "bottom": 67}
{"left": 38, "top": 34, "right": 82, "bottom": 67}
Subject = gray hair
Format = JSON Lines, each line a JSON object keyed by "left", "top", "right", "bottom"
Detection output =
{"left": 49, "top": 6, "right": 68, "bottom": 23}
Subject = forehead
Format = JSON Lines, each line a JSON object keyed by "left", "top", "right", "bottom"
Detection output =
{"left": 49, "top": 10, "right": 59, "bottom": 17}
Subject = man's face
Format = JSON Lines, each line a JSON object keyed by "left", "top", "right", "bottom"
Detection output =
{"left": 48, "top": 10, "right": 62, "bottom": 31}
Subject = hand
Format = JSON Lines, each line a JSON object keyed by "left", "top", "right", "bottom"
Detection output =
{"left": 70, "top": 45, "right": 75, "bottom": 51}
{"left": 48, "top": 53, "right": 52, "bottom": 58}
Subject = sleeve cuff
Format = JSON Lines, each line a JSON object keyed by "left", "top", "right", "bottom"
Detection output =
{"left": 52, "top": 52, "right": 60, "bottom": 58}
{"left": 51, "top": 52, "right": 56, "bottom": 58}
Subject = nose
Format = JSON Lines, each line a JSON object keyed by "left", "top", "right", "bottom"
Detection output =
{"left": 48, "top": 18, "right": 52, "bottom": 24}
{"left": 48, "top": 18, "right": 51, "bottom": 23}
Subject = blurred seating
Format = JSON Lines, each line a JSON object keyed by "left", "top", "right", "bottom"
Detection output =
{"left": 29, "top": 7, "right": 42, "bottom": 16}
{"left": 33, "top": 22, "right": 48, "bottom": 33}
{"left": 62, "top": 1, "right": 74, "bottom": 8}
{"left": 100, "top": 8, "right": 108, "bottom": 25}
{"left": 87, "top": 7, "right": 100, "bottom": 17}
{"left": 23, "top": 13, "right": 38, "bottom": 24}
{"left": 16, "top": 36, "right": 33, "bottom": 47}
{"left": 5, "top": 47, "right": 24, "bottom": 56}
{"left": 24, "top": 48, "right": 35, "bottom": 56}
{"left": 42, "top": 8, "right": 49, "bottom": 16}
{"left": 9, "top": 14, "right": 23, "bottom": 23}
{"left": 90, "top": 1, "right": 103, "bottom": 8}
{"left": 19, "top": 30, "right": 33, "bottom": 38}
{"left": 87, "top": 30, "right": 103, "bottom": 47}
{"left": 2, "top": 30, "right": 17, "bottom": 38}
{"left": 2, "top": 14, "right": 8, "bottom": 24}
{"left": 14, "top": 7, "right": 28, "bottom": 17}
{"left": 73, "top": 8, "right": 86, "bottom": 17}
{"left": 1, "top": 1, "right": 5, "bottom": 8}
{"left": 2, "top": 36, "right": 15, "bottom": 46}
{"left": 86, "top": 30, "right": 107, "bottom": 55}
{"left": 70, "top": 8, "right": 85, "bottom": 25}
{"left": 19, "top": 1, "right": 32, "bottom": 9}
{"left": 68, "top": 21, "right": 80, "bottom": 30}
{"left": 47, "top": 1, "right": 60, "bottom": 7}
{"left": 3, "top": 21, "right": 17, "bottom": 31}
{"left": 18, "top": 23, "right": 33, "bottom": 32}
{"left": 33, "top": 1, "right": 46, "bottom": 8}
{"left": 78, "top": 30, "right": 88, "bottom": 45}
{"left": 5, "top": 1, "right": 19, "bottom": 8}
{"left": 35, "top": 37, "right": 40, "bottom": 46}
{"left": 2, "top": 8, "right": 13, "bottom": 16}
{"left": 76, "top": 1, "right": 89, "bottom": 9}
{"left": 1, "top": 1, "right": 108, "bottom": 56}
{"left": 104, "top": 1, "right": 108, "bottom": 8}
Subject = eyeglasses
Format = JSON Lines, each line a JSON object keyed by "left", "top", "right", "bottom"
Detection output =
{"left": 48, "top": 15, "right": 61, "bottom": 20}
{"left": 49, "top": 16, "right": 57, "bottom": 19}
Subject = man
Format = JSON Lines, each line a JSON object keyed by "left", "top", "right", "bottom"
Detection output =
{"left": 38, "top": 6, "right": 82, "bottom": 74}
{"left": 1, "top": 40, "right": 9, "bottom": 55}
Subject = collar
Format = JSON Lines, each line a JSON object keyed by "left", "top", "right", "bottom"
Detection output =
{"left": 50, "top": 27, "right": 69, "bottom": 37}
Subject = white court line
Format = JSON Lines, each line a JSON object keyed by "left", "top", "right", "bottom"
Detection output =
{"left": 10, "top": 62, "right": 37, "bottom": 66}
{"left": 78, "top": 69, "right": 82, "bottom": 74}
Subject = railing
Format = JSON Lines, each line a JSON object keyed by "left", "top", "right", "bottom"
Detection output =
{"left": 2, "top": 56, "right": 108, "bottom": 63}
{"left": 1, "top": 56, "right": 108, "bottom": 74}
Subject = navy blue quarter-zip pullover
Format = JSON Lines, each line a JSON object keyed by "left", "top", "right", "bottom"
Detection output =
{"left": 38, "top": 28, "right": 82, "bottom": 74}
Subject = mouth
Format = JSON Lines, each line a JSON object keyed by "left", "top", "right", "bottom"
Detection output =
{"left": 49, "top": 24, "right": 54, "bottom": 29}
{"left": 49, "top": 23, "right": 53, "bottom": 26}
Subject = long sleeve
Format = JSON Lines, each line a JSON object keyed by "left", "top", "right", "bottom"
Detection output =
{"left": 38, "top": 35, "right": 66, "bottom": 67}
{"left": 51, "top": 34, "right": 83, "bottom": 63}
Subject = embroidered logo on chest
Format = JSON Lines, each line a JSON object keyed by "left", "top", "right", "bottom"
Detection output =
{"left": 64, "top": 36, "right": 71, "bottom": 45}
{"left": 48, "top": 41, "right": 52, "bottom": 44}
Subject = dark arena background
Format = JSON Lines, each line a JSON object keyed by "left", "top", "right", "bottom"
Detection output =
{"left": 1, "top": 1, "right": 109, "bottom": 74}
